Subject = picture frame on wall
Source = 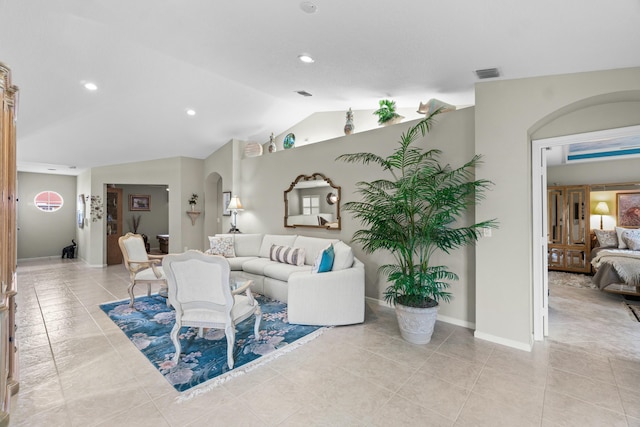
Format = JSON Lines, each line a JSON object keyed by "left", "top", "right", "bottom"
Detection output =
{"left": 130, "top": 194, "right": 151, "bottom": 211}
{"left": 617, "top": 192, "right": 640, "bottom": 227}
{"left": 223, "top": 191, "right": 232, "bottom": 216}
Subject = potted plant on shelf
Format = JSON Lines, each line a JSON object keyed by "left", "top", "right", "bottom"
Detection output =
{"left": 373, "top": 99, "right": 403, "bottom": 126}
{"left": 188, "top": 193, "right": 198, "bottom": 211}
{"left": 337, "top": 109, "right": 498, "bottom": 344}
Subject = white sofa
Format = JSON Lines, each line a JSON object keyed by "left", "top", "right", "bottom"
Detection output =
{"left": 207, "top": 233, "right": 365, "bottom": 326}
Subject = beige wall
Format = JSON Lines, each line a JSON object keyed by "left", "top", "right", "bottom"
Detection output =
{"left": 85, "top": 157, "right": 203, "bottom": 266}
{"left": 17, "top": 172, "right": 77, "bottom": 259}
{"left": 205, "top": 107, "right": 479, "bottom": 327}
{"left": 475, "top": 67, "right": 640, "bottom": 349}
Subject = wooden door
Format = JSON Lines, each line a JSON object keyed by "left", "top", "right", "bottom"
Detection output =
{"left": 106, "top": 187, "right": 123, "bottom": 265}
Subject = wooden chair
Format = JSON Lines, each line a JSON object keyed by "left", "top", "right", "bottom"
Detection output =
{"left": 118, "top": 232, "right": 168, "bottom": 307}
{"left": 163, "top": 250, "right": 261, "bottom": 368}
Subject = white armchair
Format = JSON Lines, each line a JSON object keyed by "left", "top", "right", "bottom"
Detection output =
{"left": 163, "top": 250, "right": 261, "bottom": 369}
{"left": 118, "top": 232, "right": 167, "bottom": 307}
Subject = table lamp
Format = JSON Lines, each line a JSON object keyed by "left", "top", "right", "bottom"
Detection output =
{"left": 227, "top": 196, "right": 244, "bottom": 233}
{"left": 593, "top": 201, "right": 610, "bottom": 230}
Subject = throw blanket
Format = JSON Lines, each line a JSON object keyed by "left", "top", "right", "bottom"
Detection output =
{"left": 591, "top": 249, "right": 640, "bottom": 286}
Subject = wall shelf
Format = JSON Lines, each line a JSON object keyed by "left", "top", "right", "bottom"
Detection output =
{"left": 186, "top": 211, "right": 201, "bottom": 226}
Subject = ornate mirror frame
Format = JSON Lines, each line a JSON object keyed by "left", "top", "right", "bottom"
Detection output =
{"left": 284, "top": 172, "right": 341, "bottom": 230}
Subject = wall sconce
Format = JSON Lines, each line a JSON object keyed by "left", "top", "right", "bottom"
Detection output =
{"left": 227, "top": 196, "right": 244, "bottom": 233}
{"left": 593, "top": 201, "right": 610, "bottom": 230}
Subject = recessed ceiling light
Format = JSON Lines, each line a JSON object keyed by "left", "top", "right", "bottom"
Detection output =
{"left": 300, "top": 1, "right": 318, "bottom": 14}
{"left": 298, "top": 54, "right": 315, "bottom": 64}
{"left": 186, "top": 109, "right": 196, "bottom": 116}
{"left": 83, "top": 82, "right": 98, "bottom": 91}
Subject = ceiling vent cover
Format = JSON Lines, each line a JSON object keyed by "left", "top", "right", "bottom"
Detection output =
{"left": 296, "top": 90, "right": 313, "bottom": 97}
{"left": 475, "top": 68, "right": 500, "bottom": 79}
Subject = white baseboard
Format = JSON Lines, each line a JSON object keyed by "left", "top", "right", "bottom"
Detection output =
{"left": 473, "top": 330, "right": 533, "bottom": 352}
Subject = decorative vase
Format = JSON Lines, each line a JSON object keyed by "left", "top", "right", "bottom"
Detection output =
{"left": 190, "top": 204, "right": 196, "bottom": 211}
{"left": 283, "top": 133, "right": 295, "bottom": 149}
{"left": 268, "top": 132, "right": 277, "bottom": 153}
{"left": 394, "top": 303, "right": 438, "bottom": 344}
{"left": 344, "top": 108, "right": 354, "bottom": 135}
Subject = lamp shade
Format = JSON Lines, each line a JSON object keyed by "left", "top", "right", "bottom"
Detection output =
{"left": 594, "top": 201, "right": 610, "bottom": 215}
{"left": 227, "top": 196, "right": 243, "bottom": 211}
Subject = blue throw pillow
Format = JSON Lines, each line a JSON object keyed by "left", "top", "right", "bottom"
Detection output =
{"left": 312, "top": 244, "right": 335, "bottom": 273}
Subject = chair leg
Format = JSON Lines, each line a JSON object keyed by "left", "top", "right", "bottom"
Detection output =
{"left": 146, "top": 283, "right": 151, "bottom": 297}
{"left": 225, "top": 324, "right": 235, "bottom": 369}
{"left": 128, "top": 283, "right": 136, "bottom": 308}
{"left": 254, "top": 307, "right": 262, "bottom": 338}
{"left": 170, "top": 322, "right": 182, "bottom": 363}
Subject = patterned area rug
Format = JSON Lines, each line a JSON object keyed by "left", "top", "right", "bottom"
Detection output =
{"left": 548, "top": 271, "right": 597, "bottom": 289}
{"left": 100, "top": 294, "right": 324, "bottom": 398}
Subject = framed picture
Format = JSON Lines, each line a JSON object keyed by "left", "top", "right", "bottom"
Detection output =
{"left": 617, "top": 192, "right": 640, "bottom": 227}
{"left": 223, "top": 191, "right": 232, "bottom": 216}
{"left": 130, "top": 194, "right": 151, "bottom": 211}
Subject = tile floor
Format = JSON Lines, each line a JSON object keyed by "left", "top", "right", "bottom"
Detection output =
{"left": 10, "top": 257, "right": 640, "bottom": 426}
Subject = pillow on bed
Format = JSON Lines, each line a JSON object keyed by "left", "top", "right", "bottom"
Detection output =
{"left": 615, "top": 227, "right": 630, "bottom": 249}
{"left": 622, "top": 229, "right": 640, "bottom": 251}
{"left": 594, "top": 229, "right": 618, "bottom": 248}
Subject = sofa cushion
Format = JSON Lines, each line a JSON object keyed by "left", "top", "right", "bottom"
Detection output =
{"left": 263, "top": 262, "right": 312, "bottom": 282}
{"left": 270, "top": 244, "right": 306, "bottom": 266}
{"left": 293, "top": 235, "right": 339, "bottom": 265}
{"left": 332, "top": 241, "right": 355, "bottom": 271}
{"left": 259, "top": 234, "right": 297, "bottom": 258}
{"left": 241, "top": 258, "right": 275, "bottom": 275}
{"left": 215, "top": 233, "right": 263, "bottom": 257}
{"left": 207, "top": 236, "right": 235, "bottom": 257}
{"left": 312, "top": 244, "right": 335, "bottom": 273}
{"left": 227, "top": 256, "right": 258, "bottom": 271}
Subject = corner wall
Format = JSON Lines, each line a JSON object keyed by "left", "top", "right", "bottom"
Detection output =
{"left": 206, "top": 108, "right": 480, "bottom": 327}
{"left": 474, "top": 67, "right": 640, "bottom": 349}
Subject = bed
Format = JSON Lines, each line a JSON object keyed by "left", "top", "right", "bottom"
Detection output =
{"left": 590, "top": 228, "right": 640, "bottom": 296}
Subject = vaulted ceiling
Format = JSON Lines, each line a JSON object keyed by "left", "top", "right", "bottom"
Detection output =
{"left": 1, "top": 0, "right": 639, "bottom": 175}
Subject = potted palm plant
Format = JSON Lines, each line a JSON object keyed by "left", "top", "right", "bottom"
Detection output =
{"left": 337, "top": 109, "right": 497, "bottom": 344}
{"left": 373, "top": 99, "right": 403, "bottom": 126}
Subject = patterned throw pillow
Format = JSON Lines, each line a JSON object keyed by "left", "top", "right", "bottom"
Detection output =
{"left": 208, "top": 236, "right": 235, "bottom": 258}
{"left": 312, "top": 244, "right": 335, "bottom": 273}
{"left": 622, "top": 229, "right": 640, "bottom": 251}
{"left": 593, "top": 229, "right": 618, "bottom": 248}
{"left": 616, "top": 227, "right": 630, "bottom": 249}
{"left": 270, "top": 244, "right": 305, "bottom": 266}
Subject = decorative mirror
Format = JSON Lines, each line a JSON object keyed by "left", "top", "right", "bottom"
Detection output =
{"left": 284, "top": 173, "right": 341, "bottom": 229}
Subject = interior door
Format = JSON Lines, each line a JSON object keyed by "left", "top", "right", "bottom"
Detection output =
{"left": 106, "top": 187, "right": 123, "bottom": 265}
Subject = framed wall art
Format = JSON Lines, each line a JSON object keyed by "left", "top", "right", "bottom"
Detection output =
{"left": 223, "top": 191, "right": 232, "bottom": 216}
{"left": 130, "top": 194, "right": 151, "bottom": 211}
{"left": 617, "top": 192, "right": 640, "bottom": 227}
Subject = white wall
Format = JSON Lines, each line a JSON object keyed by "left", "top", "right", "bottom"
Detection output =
{"left": 475, "top": 67, "right": 640, "bottom": 349}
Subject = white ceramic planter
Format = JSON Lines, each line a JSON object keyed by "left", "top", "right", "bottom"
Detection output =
{"left": 395, "top": 303, "right": 438, "bottom": 344}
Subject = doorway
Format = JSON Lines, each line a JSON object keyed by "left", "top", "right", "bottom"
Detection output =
{"left": 106, "top": 187, "right": 123, "bottom": 265}
{"left": 531, "top": 124, "right": 640, "bottom": 340}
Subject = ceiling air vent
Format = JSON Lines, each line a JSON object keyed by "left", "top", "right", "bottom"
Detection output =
{"left": 475, "top": 68, "right": 500, "bottom": 79}
{"left": 296, "top": 90, "right": 313, "bottom": 97}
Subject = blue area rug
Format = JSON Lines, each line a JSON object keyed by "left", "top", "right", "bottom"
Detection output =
{"left": 100, "top": 294, "right": 324, "bottom": 396}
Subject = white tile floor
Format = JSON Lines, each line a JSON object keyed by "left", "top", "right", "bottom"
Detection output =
{"left": 10, "top": 257, "right": 640, "bottom": 426}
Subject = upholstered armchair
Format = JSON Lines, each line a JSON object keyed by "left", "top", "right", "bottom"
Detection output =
{"left": 163, "top": 250, "right": 261, "bottom": 368}
{"left": 118, "top": 232, "right": 168, "bottom": 307}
